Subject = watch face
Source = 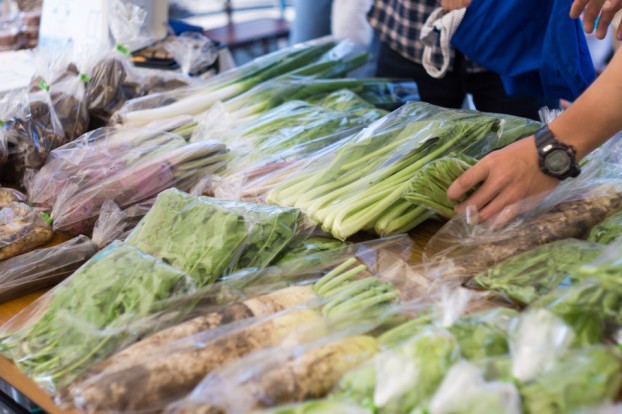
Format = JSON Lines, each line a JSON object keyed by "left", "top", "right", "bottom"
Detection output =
{"left": 545, "top": 149, "right": 571, "bottom": 174}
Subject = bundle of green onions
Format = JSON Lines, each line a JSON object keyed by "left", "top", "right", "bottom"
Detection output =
{"left": 267, "top": 102, "right": 506, "bottom": 239}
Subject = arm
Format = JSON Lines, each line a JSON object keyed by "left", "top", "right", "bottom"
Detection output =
{"left": 447, "top": 47, "right": 622, "bottom": 222}
{"left": 570, "top": 0, "right": 622, "bottom": 39}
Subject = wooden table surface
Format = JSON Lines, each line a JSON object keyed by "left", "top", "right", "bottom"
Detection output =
{"left": 0, "top": 220, "right": 443, "bottom": 413}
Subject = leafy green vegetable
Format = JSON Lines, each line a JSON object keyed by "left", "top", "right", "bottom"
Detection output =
{"left": 587, "top": 209, "right": 622, "bottom": 244}
{"left": 253, "top": 400, "right": 372, "bottom": 414}
{"left": 484, "top": 111, "right": 542, "bottom": 148}
{"left": 311, "top": 89, "right": 389, "bottom": 122}
{"left": 275, "top": 237, "right": 349, "bottom": 264}
{"left": 126, "top": 189, "right": 302, "bottom": 284}
{"left": 0, "top": 242, "right": 194, "bottom": 391}
{"left": 469, "top": 239, "right": 605, "bottom": 306}
{"left": 448, "top": 308, "right": 518, "bottom": 360}
{"left": 332, "top": 328, "right": 459, "bottom": 413}
{"left": 520, "top": 345, "right": 622, "bottom": 414}
{"left": 403, "top": 154, "right": 478, "bottom": 218}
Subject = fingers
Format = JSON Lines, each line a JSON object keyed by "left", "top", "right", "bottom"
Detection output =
{"left": 570, "top": 0, "right": 592, "bottom": 18}
{"left": 454, "top": 179, "right": 501, "bottom": 216}
{"left": 618, "top": 22, "right": 622, "bottom": 40}
{"left": 595, "top": 1, "right": 619, "bottom": 39}
{"left": 583, "top": 0, "right": 607, "bottom": 34}
{"left": 447, "top": 162, "right": 489, "bottom": 201}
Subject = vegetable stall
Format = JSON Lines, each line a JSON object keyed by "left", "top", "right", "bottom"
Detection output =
{"left": 1, "top": 5, "right": 622, "bottom": 414}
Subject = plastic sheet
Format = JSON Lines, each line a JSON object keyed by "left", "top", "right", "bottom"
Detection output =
{"left": 0, "top": 235, "right": 97, "bottom": 303}
{"left": 91, "top": 199, "right": 154, "bottom": 249}
{"left": 0, "top": 202, "right": 53, "bottom": 261}
{"left": 163, "top": 31, "right": 219, "bottom": 76}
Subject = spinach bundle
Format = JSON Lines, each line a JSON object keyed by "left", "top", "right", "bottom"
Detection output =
{"left": 125, "top": 189, "right": 303, "bottom": 285}
{"left": 0, "top": 242, "right": 195, "bottom": 391}
{"left": 468, "top": 239, "right": 605, "bottom": 306}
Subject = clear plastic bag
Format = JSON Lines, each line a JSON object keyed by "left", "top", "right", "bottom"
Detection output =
{"left": 0, "top": 186, "right": 27, "bottom": 208}
{"left": 424, "top": 184, "right": 622, "bottom": 282}
{"left": 0, "top": 242, "right": 196, "bottom": 392}
{"left": 163, "top": 31, "right": 219, "bottom": 76}
{"left": 587, "top": 209, "right": 622, "bottom": 244}
{"left": 467, "top": 239, "right": 606, "bottom": 306}
{"left": 124, "top": 188, "right": 309, "bottom": 285}
{"left": 266, "top": 101, "right": 509, "bottom": 239}
{"left": 27, "top": 123, "right": 188, "bottom": 210}
{"left": 91, "top": 198, "right": 154, "bottom": 249}
{"left": 0, "top": 202, "right": 53, "bottom": 261}
{"left": 0, "top": 235, "right": 98, "bottom": 303}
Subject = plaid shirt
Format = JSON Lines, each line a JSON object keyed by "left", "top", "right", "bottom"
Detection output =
{"left": 368, "top": 0, "right": 485, "bottom": 73}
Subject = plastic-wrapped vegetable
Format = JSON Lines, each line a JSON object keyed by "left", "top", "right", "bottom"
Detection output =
{"left": 587, "top": 209, "right": 622, "bottom": 244}
{"left": 51, "top": 139, "right": 228, "bottom": 236}
{"left": 0, "top": 235, "right": 98, "bottom": 303}
{"left": 253, "top": 400, "right": 372, "bottom": 414}
{"left": 519, "top": 345, "right": 622, "bottom": 414}
{"left": 310, "top": 88, "right": 389, "bottom": 122}
{"left": 267, "top": 102, "right": 508, "bottom": 239}
{"left": 468, "top": 239, "right": 606, "bottom": 306}
{"left": 425, "top": 187, "right": 622, "bottom": 281}
{"left": 163, "top": 31, "right": 219, "bottom": 76}
{"left": 403, "top": 154, "right": 478, "bottom": 218}
{"left": 27, "top": 122, "right": 189, "bottom": 210}
{"left": 0, "top": 242, "right": 196, "bottom": 391}
{"left": 0, "top": 187, "right": 27, "bottom": 208}
{"left": 274, "top": 237, "right": 349, "bottom": 264}
{"left": 0, "top": 202, "right": 53, "bottom": 261}
{"left": 0, "top": 84, "right": 65, "bottom": 184}
{"left": 125, "top": 189, "right": 305, "bottom": 284}
{"left": 426, "top": 361, "right": 521, "bottom": 414}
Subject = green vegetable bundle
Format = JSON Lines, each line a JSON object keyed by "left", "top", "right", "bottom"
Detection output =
{"left": 0, "top": 242, "right": 195, "bottom": 390}
{"left": 275, "top": 237, "right": 349, "bottom": 264}
{"left": 267, "top": 102, "right": 508, "bottom": 239}
{"left": 587, "top": 209, "right": 622, "bottom": 244}
{"left": 310, "top": 89, "right": 389, "bottom": 122}
{"left": 125, "top": 189, "right": 303, "bottom": 284}
{"left": 520, "top": 345, "right": 622, "bottom": 414}
{"left": 468, "top": 239, "right": 605, "bottom": 306}
{"left": 403, "top": 154, "right": 478, "bottom": 218}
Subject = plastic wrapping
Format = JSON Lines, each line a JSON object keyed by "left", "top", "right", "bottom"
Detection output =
{"left": 424, "top": 186, "right": 622, "bottom": 281}
{"left": 125, "top": 189, "right": 307, "bottom": 285}
{"left": 0, "top": 235, "right": 98, "bottom": 303}
{"left": 467, "top": 239, "right": 606, "bottom": 306}
{"left": 308, "top": 88, "right": 389, "bottom": 122}
{"left": 112, "top": 39, "right": 342, "bottom": 127}
{"left": 0, "top": 202, "right": 53, "bottom": 261}
{"left": 0, "top": 83, "right": 65, "bottom": 184}
{"left": 426, "top": 361, "right": 521, "bottom": 414}
{"left": 91, "top": 199, "right": 154, "bottom": 248}
{"left": 587, "top": 209, "right": 622, "bottom": 244}
{"left": 163, "top": 31, "right": 219, "bottom": 76}
{"left": 66, "top": 251, "right": 408, "bottom": 413}
{"left": 0, "top": 242, "right": 196, "bottom": 391}
{"left": 274, "top": 237, "right": 349, "bottom": 265}
{"left": 0, "top": 186, "right": 27, "bottom": 208}
{"left": 267, "top": 101, "right": 512, "bottom": 239}
{"left": 27, "top": 123, "right": 188, "bottom": 210}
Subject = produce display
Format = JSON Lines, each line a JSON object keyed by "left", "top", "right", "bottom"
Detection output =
{"left": 2, "top": 23, "right": 622, "bottom": 414}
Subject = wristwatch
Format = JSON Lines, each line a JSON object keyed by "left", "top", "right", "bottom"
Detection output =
{"left": 534, "top": 125, "right": 581, "bottom": 180}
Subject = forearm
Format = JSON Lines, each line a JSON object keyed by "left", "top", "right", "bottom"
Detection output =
{"left": 549, "top": 48, "right": 622, "bottom": 160}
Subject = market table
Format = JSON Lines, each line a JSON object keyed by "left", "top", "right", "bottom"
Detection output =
{"left": 0, "top": 220, "right": 443, "bottom": 413}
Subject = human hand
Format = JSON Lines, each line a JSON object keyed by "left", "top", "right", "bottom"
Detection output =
{"left": 447, "top": 137, "right": 559, "bottom": 223}
{"left": 440, "top": 0, "right": 471, "bottom": 11}
{"left": 570, "top": 0, "right": 622, "bottom": 40}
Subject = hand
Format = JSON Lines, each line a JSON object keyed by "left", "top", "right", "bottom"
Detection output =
{"left": 447, "top": 137, "right": 560, "bottom": 223}
{"left": 440, "top": 0, "right": 471, "bottom": 11}
{"left": 570, "top": 0, "right": 622, "bottom": 40}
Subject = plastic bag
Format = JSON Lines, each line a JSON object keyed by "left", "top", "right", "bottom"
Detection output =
{"left": 91, "top": 198, "right": 154, "bottom": 249}
{"left": 125, "top": 189, "right": 308, "bottom": 285}
{"left": 0, "top": 83, "right": 65, "bottom": 184}
{"left": 587, "top": 209, "right": 622, "bottom": 244}
{"left": 274, "top": 237, "right": 349, "bottom": 265}
{"left": 0, "top": 186, "right": 27, "bottom": 208}
{"left": 425, "top": 361, "right": 521, "bottom": 414}
{"left": 163, "top": 31, "right": 219, "bottom": 76}
{"left": 308, "top": 88, "right": 389, "bottom": 122}
{"left": 467, "top": 239, "right": 606, "bottom": 306}
{"left": 66, "top": 246, "right": 410, "bottom": 412}
{"left": 27, "top": 121, "right": 189, "bottom": 210}
{"left": 0, "top": 235, "right": 98, "bottom": 303}
{"left": 0, "top": 202, "right": 53, "bottom": 261}
{"left": 0, "top": 242, "right": 196, "bottom": 392}
{"left": 267, "top": 101, "right": 510, "bottom": 239}
{"left": 424, "top": 185, "right": 622, "bottom": 281}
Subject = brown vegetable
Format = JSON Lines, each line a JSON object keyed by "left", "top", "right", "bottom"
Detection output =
{"left": 0, "top": 187, "right": 28, "bottom": 208}
{"left": 0, "top": 202, "right": 53, "bottom": 261}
